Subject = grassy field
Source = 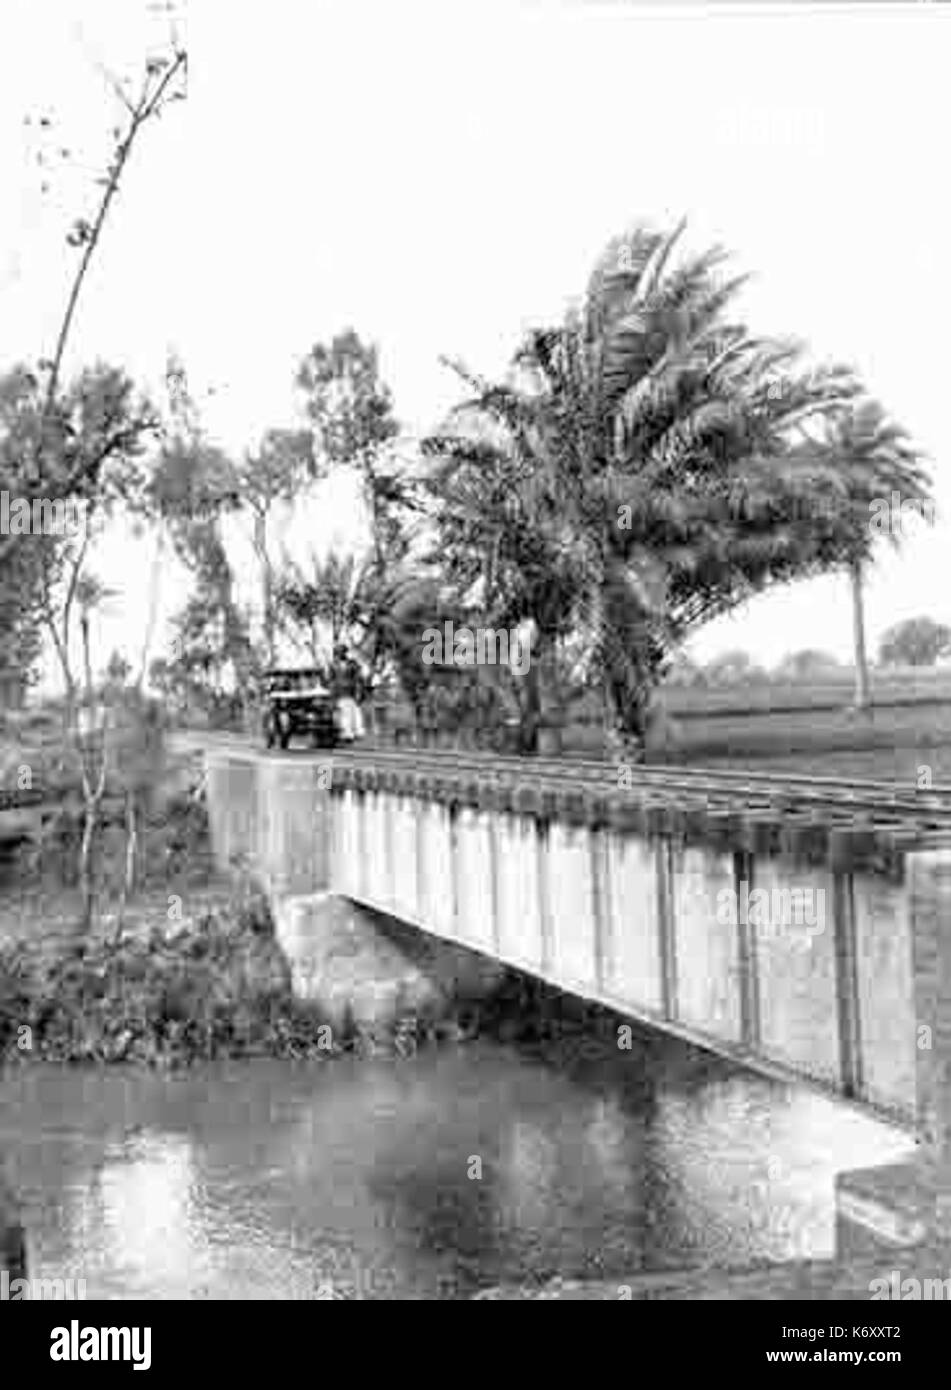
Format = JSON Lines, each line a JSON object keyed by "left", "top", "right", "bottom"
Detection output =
{"left": 659, "top": 666, "right": 951, "bottom": 717}
{"left": 650, "top": 668, "right": 951, "bottom": 784}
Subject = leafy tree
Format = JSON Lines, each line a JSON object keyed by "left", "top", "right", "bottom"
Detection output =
{"left": 149, "top": 374, "right": 318, "bottom": 721}
{"left": 0, "top": 369, "right": 48, "bottom": 701}
{"left": 0, "top": 361, "right": 158, "bottom": 924}
{"left": 273, "top": 550, "right": 450, "bottom": 740}
{"left": 296, "top": 330, "right": 416, "bottom": 576}
{"left": 0, "top": 363, "right": 154, "bottom": 693}
{"left": 146, "top": 358, "right": 255, "bottom": 728}
{"left": 274, "top": 550, "right": 363, "bottom": 671}
{"left": 772, "top": 649, "right": 843, "bottom": 681}
{"left": 237, "top": 427, "right": 316, "bottom": 664}
{"left": 151, "top": 525, "right": 255, "bottom": 728}
{"left": 362, "top": 570, "right": 459, "bottom": 733}
{"left": 0, "top": 18, "right": 186, "bottom": 927}
{"left": 703, "top": 650, "right": 769, "bottom": 686}
{"left": 131, "top": 354, "right": 225, "bottom": 689}
{"left": 661, "top": 651, "right": 707, "bottom": 688}
{"left": 878, "top": 617, "right": 951, "bottom": 669}
{"left": 1, "top": 364, "right": 157, "bottom": 925}
{"left": 423, "top": 220, "right": 927, "bottom": 750}
{"left": 284, "top": 330, "right": 428, "bottom": 723}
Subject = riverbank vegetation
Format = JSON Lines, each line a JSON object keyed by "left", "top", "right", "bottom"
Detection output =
{"left": 0, "top": 885, "right": 321, "bottom": 1067}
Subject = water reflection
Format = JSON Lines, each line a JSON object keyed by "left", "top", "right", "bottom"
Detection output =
{"left": 0, "top": 1034, "right": 913, "bottom": 1299}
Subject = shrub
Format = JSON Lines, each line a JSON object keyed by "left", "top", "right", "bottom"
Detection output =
{"left": 0, "top": 895, "right": 335, "bottom": 1068}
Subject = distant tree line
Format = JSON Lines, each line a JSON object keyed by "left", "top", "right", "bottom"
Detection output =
{"left": 669, "top": 618, "right": 951, "bottom": 688}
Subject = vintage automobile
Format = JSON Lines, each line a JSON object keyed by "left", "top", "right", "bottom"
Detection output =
{"left": 261, "top": 668, "right": 340, "bottom": 750}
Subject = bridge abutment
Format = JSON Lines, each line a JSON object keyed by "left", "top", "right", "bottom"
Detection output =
{"left": 206, "top": 751, "right": 507, "bottom": 1043}
{"left": 836, "top": 847, "right": 951, "bottom": 1257}
{"left": 206, "top": 753, "right": 333, "bottom": 896}
{"left": 271, "top": 891, "right": 507, "bottom": 1039}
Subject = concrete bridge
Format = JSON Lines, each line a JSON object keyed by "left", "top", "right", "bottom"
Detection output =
{"left": 205, "top": 745, "right": 951, "bottom": 1274}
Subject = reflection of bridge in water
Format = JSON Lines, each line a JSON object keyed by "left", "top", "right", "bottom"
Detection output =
{"left": 0, "top": 788, "right": 49, "bottom": 812}
{"left": 206, "top": 744, "right": 951, "bottom": 1296}
{"left": 0, "top": 787, "right": 62, "bottom": 842}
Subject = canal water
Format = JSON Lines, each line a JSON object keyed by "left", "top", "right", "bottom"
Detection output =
{"left": 1, "top": 1032, "right": 911, "bottom": 1300}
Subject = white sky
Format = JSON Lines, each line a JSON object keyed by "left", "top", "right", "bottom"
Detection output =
{"left": 1, "top": 0, "right": 949, "bottom": 676}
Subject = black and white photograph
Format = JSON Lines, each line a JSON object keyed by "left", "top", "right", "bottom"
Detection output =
{"left": 1, "top": 0, "right": 950, "bottom": 1349}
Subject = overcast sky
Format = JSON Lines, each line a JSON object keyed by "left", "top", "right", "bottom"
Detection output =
{"left": 2, "top": 0, "right": 949, "bottom": 674}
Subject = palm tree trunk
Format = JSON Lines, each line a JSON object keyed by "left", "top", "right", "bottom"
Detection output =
{"left": 850, "top": 558, "right": 871, "bottom": 711}
{"left": 519, "top": 650, "right": 543, "bottom": 755}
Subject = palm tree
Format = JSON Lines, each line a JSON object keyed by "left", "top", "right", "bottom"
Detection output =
{"left": 850, "top": 556, "right": 871, "bottom": 712}
{"left": 814, "top": 400, "right": 930, "bottom": 712}
{"left": 275, "top": 550, "right": 364, "bottom": 671}
{"left": 274, "top": 547, "right": 444, "bottom": 737}
{"left": 424, "top": 219, "right": 880, "bottom": 749}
